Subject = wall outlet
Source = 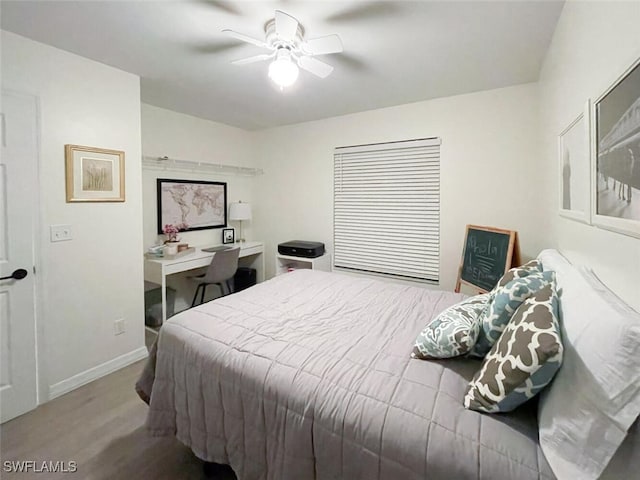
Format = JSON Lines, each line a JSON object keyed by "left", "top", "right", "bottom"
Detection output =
{"left": 114, "top": 318, "right": 125, "bottom": 336}
{"left": 50, "top": 224, "right": 72, "bottom": 242}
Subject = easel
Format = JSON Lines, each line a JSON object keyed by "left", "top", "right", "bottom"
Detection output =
{"left": 455, "top": 225, "right": 520, "bottom": 294}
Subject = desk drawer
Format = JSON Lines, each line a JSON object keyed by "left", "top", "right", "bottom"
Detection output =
{"left": 164, "top": 257, "right": 211, "bottom": 275}
{"left": 240, "top": 245, "right": 263, "bottom": 257}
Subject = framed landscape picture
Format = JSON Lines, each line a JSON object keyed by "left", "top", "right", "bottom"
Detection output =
{"left": 591, "top": 56, "right": 640, "bottom": 238}
{"left": 558, "top": 102, "right": 591, "bottom": 224}
{"left": 65, "top": 145, "right": 125, "bottom": 202}
{"left": 157, "top": 178, "right": 227, "bottom": 233}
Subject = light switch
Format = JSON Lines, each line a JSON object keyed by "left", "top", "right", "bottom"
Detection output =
{"left": 50, "top": 224, "right": 72, "bottom": 242}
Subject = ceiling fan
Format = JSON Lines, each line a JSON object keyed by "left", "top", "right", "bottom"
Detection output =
{"left": 222, "top": 10, "right": 344, "bottom": 89}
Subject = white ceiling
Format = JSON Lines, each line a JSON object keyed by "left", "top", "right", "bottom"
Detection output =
{"left": 1, "top": 1, "right": 564, "bottom": 130}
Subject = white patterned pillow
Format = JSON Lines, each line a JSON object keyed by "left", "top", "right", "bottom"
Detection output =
{"left": 537, "top": 250, "right": 640, "bottom": 480}
{"left": 471, "top": 270, "right": 555, "bottom": 357}
{"left": 464, "top": 283, "right": 563, "bottom": 413}
{"left": 411, "top": 294, "right": 490, "bottom": 359}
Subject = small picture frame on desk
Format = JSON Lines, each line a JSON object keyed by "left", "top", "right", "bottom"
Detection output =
{"left": 222, "top": 228, "right": 235, "bottom": 244}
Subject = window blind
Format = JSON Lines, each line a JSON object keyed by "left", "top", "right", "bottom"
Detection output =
{"left": 333, "top": 138, "right": 440, "bottom": 283}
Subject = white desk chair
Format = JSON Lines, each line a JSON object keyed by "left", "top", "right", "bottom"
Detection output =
{"left": 189, "top": 247, "right": 240, "bottom": 307}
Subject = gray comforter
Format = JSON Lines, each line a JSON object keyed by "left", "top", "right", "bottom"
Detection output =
{"left": 137, "top": 270, "right": 554, "bottom": 480}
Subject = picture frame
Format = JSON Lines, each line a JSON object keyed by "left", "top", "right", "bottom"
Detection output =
{"left": 157, "top": 178, "right": 227, "bottom": 233}
{"left": 591, "top": 56, "right": 640, "bottom": 238}
{"left": 65, "top": 144, "right": 125, "bottom": 202}
{"left": 558, "top": 101, "right": 591, "bottom": 224}
{"left": 222, "top": 228, "right": 235, "bottom": 244}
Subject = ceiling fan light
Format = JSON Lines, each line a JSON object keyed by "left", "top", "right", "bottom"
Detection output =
{"left": 268, "top": 54, "right": 299, "bottom": 88}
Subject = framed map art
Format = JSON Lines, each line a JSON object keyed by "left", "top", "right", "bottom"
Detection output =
{"left": 156, "top": 178, "right": 227, "bottom": 233}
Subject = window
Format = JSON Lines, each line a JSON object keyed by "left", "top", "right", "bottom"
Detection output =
{"left": 333, "top": 138, "right": 440, "bottom": 283}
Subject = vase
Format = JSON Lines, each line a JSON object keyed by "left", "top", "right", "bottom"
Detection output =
{"left": 164, "top": 242, "right": 179, "bottom": 256}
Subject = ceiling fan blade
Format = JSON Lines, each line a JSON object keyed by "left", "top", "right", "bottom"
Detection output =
{"left": 298, "top": 56, "right": 334, "bottom": 79}
{"left": 333, "top": 52, "right": 368, "bottom": 72}
{"left": 325, "top": 2, "right": 399, "bottom": 23}
{"left": 275, "top": 10, "right": 299, "bottom": 42}
{"left": 189, "top": 41, "right": 243, "bottom": 55}
{"left": 231, "top": 53, "right": 274, "bottom": 65}
{"left": 222, "top": 29, "right": 268, "bottom": 49}
{"left": 198, "top": 0, "right": 241, "bottom": 16}
{"left": 302, "top": 34, "right": 343, "bottom": 55}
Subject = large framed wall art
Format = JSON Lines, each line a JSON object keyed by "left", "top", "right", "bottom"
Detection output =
{"left": 157, "top": 178, "right": 227, "bottom": 233}
{"left": 591, "top": 56, "right": 640, "bottom": 238}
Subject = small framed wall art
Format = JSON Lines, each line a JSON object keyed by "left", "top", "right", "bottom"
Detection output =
{"left": 222, "top": 228, "right": 235, "bottom": 244}
{"left": 65, "top": 144, "right": 125, "bottom": 202}
{"left": 591, "top": 56, "right": 640, "bottom": 238}
{"left": 558, "top": 101, "right": 591, "bottom": 224}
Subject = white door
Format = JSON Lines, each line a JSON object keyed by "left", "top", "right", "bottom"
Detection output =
{"left": 0, "top": 91, "right": 39, "bottom": 423}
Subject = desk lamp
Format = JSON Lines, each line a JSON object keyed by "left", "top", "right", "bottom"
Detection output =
{"left": 229, "top": 201, "right": 252, "bottom": 243}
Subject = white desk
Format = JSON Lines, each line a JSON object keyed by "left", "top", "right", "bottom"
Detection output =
{"left": 144, "top": 241, "right": 265, "bottom": 323}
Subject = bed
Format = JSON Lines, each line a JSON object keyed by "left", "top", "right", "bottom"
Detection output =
{"left": 137, "top": 250, "right": 640, "bottom": 480}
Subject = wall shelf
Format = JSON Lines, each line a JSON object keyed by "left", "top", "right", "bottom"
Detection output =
{"left": 142, "top": 155, "right": 264, "bottom": 177}
{"left": 275, "top": 253, "right": 332, "bottom": 276}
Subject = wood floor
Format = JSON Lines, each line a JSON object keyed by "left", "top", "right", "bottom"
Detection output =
{"left": 1, "top": 355, "right": 235, "bottom": 480}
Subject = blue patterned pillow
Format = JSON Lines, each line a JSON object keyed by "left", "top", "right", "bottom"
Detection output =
{"left": 494, "top": 259, "right": 542, "bottom": 290}
{"left": 480, "top": 259, "right": 543, "bottom": 325}
{"left": 464, "top": 283, "right": 563, "bottom": 412}
{"left": 411, "top": 294, "right": 490, "bottom": 359}
{"left": 471, "top": 270, "right": 556, "bottom": 357}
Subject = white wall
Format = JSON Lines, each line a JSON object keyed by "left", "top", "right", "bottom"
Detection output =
{"left": 538, "top": 1, "right": 640, "bottom": 311}
{"left": 141, "top": 104, "right": 256, "bottom": 248}
{"left": 141, "top": 104, "right": 256, "bottom": 310}
{"left": 1, "top": 31, "right": 146, "bottom": 398}
{"left": 253, "top": 83, "right": 543, "bottom": 289}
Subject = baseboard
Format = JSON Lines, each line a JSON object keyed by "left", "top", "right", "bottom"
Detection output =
{"left": 48, "top": 346, "right": 148, "bottom": 400}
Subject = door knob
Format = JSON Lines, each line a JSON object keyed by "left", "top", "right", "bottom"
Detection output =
{"left": 0, "top": 269, "right": 28, "bottom": 281}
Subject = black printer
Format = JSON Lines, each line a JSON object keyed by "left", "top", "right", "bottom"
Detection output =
{"left": 278, "top": 240, "right": 325, "bottom": 258}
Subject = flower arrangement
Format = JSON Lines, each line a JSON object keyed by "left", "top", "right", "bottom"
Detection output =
{"left": 163, "top": 223, "right": 188, "bottom": 242}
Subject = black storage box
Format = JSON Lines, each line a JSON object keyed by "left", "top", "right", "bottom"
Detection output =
{"left": 278, "top": 240, "right": 325, "bottom": 258}
{"left": 234, "top": 267, "right": 257, "bottom": 292}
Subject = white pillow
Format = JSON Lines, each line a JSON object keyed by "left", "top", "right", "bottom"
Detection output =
{"left": 536, "top": 249, "right": 640, "bottom": 480}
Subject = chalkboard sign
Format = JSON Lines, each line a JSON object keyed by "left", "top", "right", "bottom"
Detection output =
{"left": 456, "top": 225, "right": 518, "bottom": 293}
